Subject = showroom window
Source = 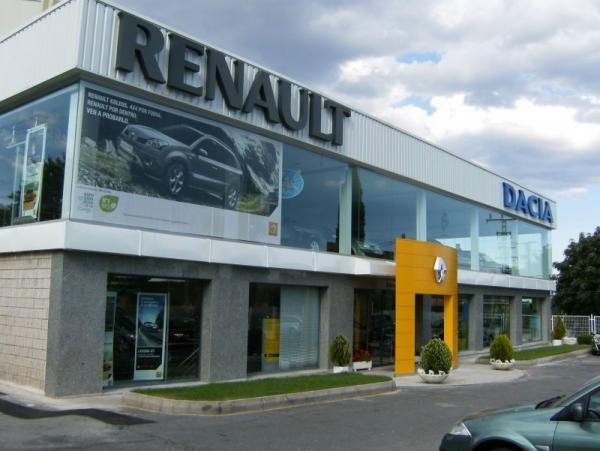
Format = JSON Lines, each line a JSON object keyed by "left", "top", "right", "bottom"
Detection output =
{"left": 458, "top": 295, "right": 471, "bottom": 351}
{"left": 247, "top": 284, "right": 320, "bottom": 374}
{"left": 0, "top": 85, "right": 78, "bottom": 227}
{"left": 427, "top": 192, "right": 475, "bottom": 270}
{"left": 103, "top": 274, "right": 203, "bottom": 386}
{"left": 351, "top": 167, "right": 418, "bottom": 259}
{"left": 281, "top": 145, "right": 348, "bottom": 252}
{"left": 522, "top": 297, "right": 543, "bottom": 343}
{"left": 483, "top": 295, "right": 511, "bottom": 347}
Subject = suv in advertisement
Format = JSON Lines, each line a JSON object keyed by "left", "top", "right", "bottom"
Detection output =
{"left": 118, "top": 124, "right": 244, "bottom": 209}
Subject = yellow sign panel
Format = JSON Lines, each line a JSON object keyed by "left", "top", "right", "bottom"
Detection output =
{"left": 263, "top": 319, "right": 280, "bottom": 363}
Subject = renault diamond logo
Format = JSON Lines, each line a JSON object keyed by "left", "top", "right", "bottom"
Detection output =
{"left": 434, "top": 257, "right": 447, "bottom": 284}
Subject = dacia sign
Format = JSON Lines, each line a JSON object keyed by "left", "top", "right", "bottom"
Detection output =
{"left": 502, "top": 182, "right": 553, "bottom": 224}
{"left": 114, "top": 12, "right": 351, "bottom": 146}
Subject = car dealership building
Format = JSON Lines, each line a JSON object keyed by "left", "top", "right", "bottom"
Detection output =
{"left": 0, "top": 0, "right": 556, "bottom": 396}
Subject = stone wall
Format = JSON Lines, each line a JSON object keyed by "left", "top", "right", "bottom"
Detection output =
{"left": 0, "top": 252, "right": 52, "bottom": 390}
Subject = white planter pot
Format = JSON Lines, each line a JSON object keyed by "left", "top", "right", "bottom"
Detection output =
{"left": 490, "top": 359, "right": 515, "bottom": 370}
{"left": 352, "top": 361, "right": 372, "bottom": 371}
{"left": 552, "top": 339, "right": 563, "bottom": 346}
{"left": 332, "top": 365, "right": 350, "bottom": 374}
{"left": 562, "top": 337, "right": 577, "bottom": 345}
{"left": 417, "top": 368, "right": 450, "bottom": 384}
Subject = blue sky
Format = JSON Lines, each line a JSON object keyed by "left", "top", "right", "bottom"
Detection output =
{"left": 117, "top": 0, "right": 600, "bottom": 265}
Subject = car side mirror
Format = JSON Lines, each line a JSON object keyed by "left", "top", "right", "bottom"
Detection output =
{"left": 193, "top": 147, "right": 208, "bottom": 157}
{"left": 568, "top": 403, "right": 584, "bottom": 422}
{"left": 552, "top": 402, "right": 585, "bottom": 422}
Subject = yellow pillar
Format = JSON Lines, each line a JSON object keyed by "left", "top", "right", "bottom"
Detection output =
{"left": 395, "top": 292, "right": 415, "bottom": 374}
{"left": 395, "top": 239, "right": 458, "bottom": 375}
{"left": 444, "top": 294, "right": 459, "bottom": 367}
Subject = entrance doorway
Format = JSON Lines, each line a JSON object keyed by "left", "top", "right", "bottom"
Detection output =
{"left": 103, "top": 275, "right": 203, "bottom": 387}
{"left": 353, "top": 289, "right": 395, "bottom": 367}
{"left": 415, "top": 294, "right": 444, "bottom": 354}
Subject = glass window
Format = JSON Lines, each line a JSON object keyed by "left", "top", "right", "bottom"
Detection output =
{"left": 104, "top": 274, "right": 203, "bottom": 386}
{"left": 427, "top": 192, "right": 475, "bottom": 270}
{"left": 351, "top": 167, "right": 417, "bottom": 259}
{"left": 247, "top": 284, "right": 320, "bottom": 374}
{"left": 281, "top": 145, "right": 347, "bottom": 252}
{"left": 458, "top": 295, "right": 470, "bottom": 351}
{"left": 479, "top": 209, "right": 517, "bottom": 275}
{"left": 522, "top": 297, "right": 543, "bottom": 343}
{"left": 483, "top": 295, "right": 511, "bottom": 347}
{"left": 0, "top": 86, "right": 77, "bottom": 227}
{"left": 518, "top": 221, "right": 551, "bottom": 278}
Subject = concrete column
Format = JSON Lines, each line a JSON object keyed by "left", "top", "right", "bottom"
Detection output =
{"left": 200, "top": 267, "right": 249, "bottom": 382}
{"left": 469, "top": 292, "right": 484, "bottom": 350}
{"left": 510, "top": 295, "right": 523, "bottom": 345}
{"left": 45, "top": 253, "right": 107, "bottom": 396}
{"left": 319, "top": 282, "right": 354, "bottom": 369}
{"left": 416, "top": 190, "right": 427, "bottom": 241}
{"left": 470, "top": 209, "right": 480, "bottom": 271}
{"left": 541, "top": 294, "right": 552, "bottom": 342}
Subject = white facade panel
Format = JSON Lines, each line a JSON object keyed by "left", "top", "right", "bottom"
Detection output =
{"left": 69, "top": 0, "right": 555, "bottom": 228}
{"left": 0, "top": 0, "right": 556, "bottom": 228}
{"left": 0, "top": 0, "right": 81, "bottom": 102}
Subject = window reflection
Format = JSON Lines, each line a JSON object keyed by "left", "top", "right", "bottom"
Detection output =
{"left": 281, "top": 146, "right": 347, "bottom": 252}
{"left": 0, "top": 86, "right": 77, "bottom": 226}
{"left": 351, "top": 167, "right": 417, "bottom": 259}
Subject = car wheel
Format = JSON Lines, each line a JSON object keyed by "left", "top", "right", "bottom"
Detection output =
{"left": 164, "top": 162, "right": 186, "bottom": 197}
{"left": 224, "top": 183, "right": 240, "bottom": 209}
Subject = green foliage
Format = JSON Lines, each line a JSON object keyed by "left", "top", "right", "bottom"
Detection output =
{"left": 554, "top": 227, "right": 600, "bottom": 315}
{"left": 577, "top": 334, "right": 594, "bottom": 345}
{"left": 553, "top": 317, "right": 567, "bottom": 340}
{"left": 489, "top": 334, "right": 514, "bottom": 361}
{"left": 420, "top": 338, "right": 453, "bottom": 374}
{"left": 135, "top": 373, "right": 390, "bottom": 401}
{"left": 329, "top": 335, "right": 351, "bottom": 366}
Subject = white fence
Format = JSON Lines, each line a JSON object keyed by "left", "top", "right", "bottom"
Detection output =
{"left": 551, "top": 315, "right": 598, "bottom": 337}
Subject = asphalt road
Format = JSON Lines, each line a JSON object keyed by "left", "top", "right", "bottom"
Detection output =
{"left": 1, "top": 356, "right": 599, "bottom": 451}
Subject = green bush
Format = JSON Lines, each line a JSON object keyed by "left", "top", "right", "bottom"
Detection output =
{"left": 553, "top": 317, "right": 567, "bottom": 340}
{"left": 329, "top": 335, "right": 351, "bottom": 366}
{"left": 577, "top": 334, "right": 594, "bottom": 345}
{"left": 420, "top": 338, "right": 453, "bottom": 374}
{"left": 490, "top": 334, "right": 514, "bottom": 361}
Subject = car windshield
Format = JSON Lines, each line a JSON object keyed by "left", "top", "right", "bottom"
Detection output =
{"left": 538, "top": 375, "right": 600, "bottom": 409}
{"left": 160, "top": 125, "right": 203, "bottom": 146}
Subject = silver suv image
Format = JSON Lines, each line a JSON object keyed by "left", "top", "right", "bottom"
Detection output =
{"left": 118, "top": 124, "right": 244, "bottom": 209}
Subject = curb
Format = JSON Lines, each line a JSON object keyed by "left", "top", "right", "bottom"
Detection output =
{"left": 122, "top": 380, "right": 396, "bottom": 415}
{"left": 475, "top": 349, "right": 591, "bottom": 367}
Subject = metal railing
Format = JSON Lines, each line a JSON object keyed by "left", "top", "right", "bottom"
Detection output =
{"left": 551, "top": 315, "right": 598, "bottom": 336}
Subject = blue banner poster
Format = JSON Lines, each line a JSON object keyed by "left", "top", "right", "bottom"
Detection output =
{"left": 134, "top": 293, "right": 168, "bottom": 381}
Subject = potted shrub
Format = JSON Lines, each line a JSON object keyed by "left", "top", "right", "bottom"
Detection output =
{"left": 329, "top": 335, "right": 351, "bottom": 373}
{"left": 417, "top": 338, "right": 453, "bottom": 383}
{"left": 352, "top": 349, "right": 372, "bottom": 371}
{"left": 552, "top": 317, "right": 566, "bottom": 346}
{"left": 489, "top": 334, "right": 515, "bottom": 370}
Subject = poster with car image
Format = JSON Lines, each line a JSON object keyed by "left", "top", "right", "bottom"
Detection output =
{"left": 20, "top": 125, "right": 47, "bottom": 219}
{"left": 134, "top": 293, "right": 167, "bottom": 381}
{"left": 72, "top": 86, "right": 282, "bottom": 244}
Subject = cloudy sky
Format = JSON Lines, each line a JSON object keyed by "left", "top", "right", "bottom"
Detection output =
{"left": 117, "top": 0, "right": 600, "bottom": 264}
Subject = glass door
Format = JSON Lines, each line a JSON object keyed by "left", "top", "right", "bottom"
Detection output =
{"left": 354, "top": 289, "right": 395, "bottom": 367}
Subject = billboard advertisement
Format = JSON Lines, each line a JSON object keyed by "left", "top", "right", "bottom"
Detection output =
{"left": 72, "top": 86, "right": 282, "bottom": 244}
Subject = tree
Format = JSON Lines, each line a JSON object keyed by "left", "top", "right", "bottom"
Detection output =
{"left": 553, "top": 227, "right": 600, "bottom": 314}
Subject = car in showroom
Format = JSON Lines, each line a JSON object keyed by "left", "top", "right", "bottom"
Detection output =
{"left": 117, "top": 124, "right": 244, "bottom": 209}
{"left": 439, "top": 375, "right": 600, "bottom": 450}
